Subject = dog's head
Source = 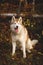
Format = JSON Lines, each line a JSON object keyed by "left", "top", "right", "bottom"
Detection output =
{"left": 10, "top": 16, "right": 23, "bottom": 34}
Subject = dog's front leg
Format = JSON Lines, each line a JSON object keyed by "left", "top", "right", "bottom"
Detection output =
{"left": 12, "top": 42, "right": 16, "bottom": 56}
{"left": 22, "top": 42, "right": 26, "bottom": 58}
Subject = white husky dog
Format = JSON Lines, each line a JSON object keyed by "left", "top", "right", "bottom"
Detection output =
{"left": 10, "top": 16, "right": 38, "bottom": 58}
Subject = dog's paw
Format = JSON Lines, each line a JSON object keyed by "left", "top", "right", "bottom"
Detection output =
{"left": 12, "top": 53, "right": 15, "bottom": 56}
{"left": 27, "top": 50, "right": 31, "bottom": 53}
{"left": 11, "top": 53, "right": 16, "bottom": 60}
{"left": 23, "top": 54, "right": 26, "bottom": 58}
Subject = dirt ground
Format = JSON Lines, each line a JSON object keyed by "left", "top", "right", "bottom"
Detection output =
{"left": 0, "top": 17, "right": 43, "bottom": 65}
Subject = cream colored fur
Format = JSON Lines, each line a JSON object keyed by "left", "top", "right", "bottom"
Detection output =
{"left": 10, "top": 16, "right": 38, "bottom": 58}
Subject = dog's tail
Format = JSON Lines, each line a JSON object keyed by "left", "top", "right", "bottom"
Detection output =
{"left": 27, "top": 39, "right": 38, "bottom": 50}
{"left": 31, "top": 39, "right": 38, "bottom": 46}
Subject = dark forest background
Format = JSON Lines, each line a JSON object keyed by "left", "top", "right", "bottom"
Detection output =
{"left": 0, "top": 0, "right": 43, "bottom": 65}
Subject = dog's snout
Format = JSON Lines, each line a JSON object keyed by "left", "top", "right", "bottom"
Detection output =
{"left": 14, "top": 26, "right": 18, "bottom": 29}
{"left": 16, "top": 26, "right": 18, "bottom": 28}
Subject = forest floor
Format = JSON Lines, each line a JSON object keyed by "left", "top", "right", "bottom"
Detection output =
{"left": 0, "top": 21, "right": 43, "bottom": 65}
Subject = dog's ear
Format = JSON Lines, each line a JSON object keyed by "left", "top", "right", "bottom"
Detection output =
{"left": 19, "top": 17, "right": 22, "bottom": 24}
{"left": 11, "top": 16, "right": 15, "bottom": 23}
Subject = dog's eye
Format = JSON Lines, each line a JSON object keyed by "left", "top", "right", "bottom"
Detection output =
{"left": 18, "top": 22, "right": 20, "bottom": 24}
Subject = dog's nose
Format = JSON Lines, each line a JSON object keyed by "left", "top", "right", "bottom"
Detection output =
{"left": 15, "top": 26, "right": 18, "bottom": 29}
{"left": 16, "top": 26, "right": 18, "bottom": 29}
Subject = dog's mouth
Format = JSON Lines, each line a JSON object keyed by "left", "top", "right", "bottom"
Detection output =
{"left": 14, "top": 26, "right": 18, "bottom": 32}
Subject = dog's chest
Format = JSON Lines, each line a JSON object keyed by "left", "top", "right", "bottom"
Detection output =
{"left": 12, "top": 34, "right": 22, "bottom": 48}
{"left": 11, "top": 34, "right": 22, "bottom": 41}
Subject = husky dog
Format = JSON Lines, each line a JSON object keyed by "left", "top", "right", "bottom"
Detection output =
{"left": 10, "top": 16, "right": 38, "bottom": 58}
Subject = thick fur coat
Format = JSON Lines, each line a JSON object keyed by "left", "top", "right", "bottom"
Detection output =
{"left": 10, "top": 16, "right": 38, "bottom": 58}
